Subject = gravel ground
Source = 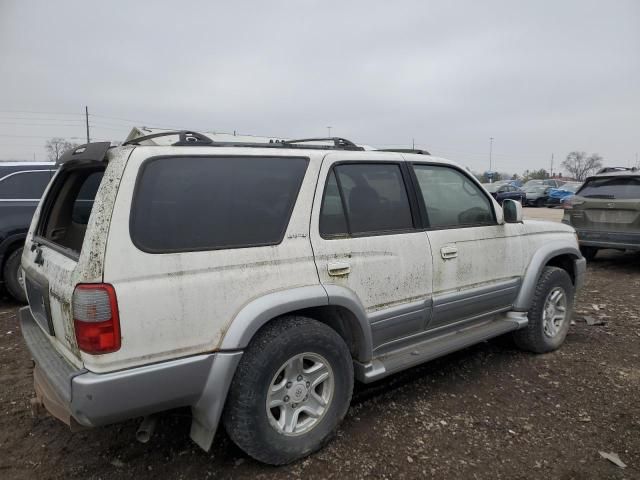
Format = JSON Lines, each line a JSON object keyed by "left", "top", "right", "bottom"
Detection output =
{"left": 1, "top": 249, "right": 639, "bottom": 479}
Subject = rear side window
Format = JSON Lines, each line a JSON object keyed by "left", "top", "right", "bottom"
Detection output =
{"left": 131, "top": 156, "right": 308, "bottom": 252}
{"left": 577, "top": 176, "right": 640, "bottom": 199}
{"left": 0, "top": 170, "right": 52, "bottom": 199}
{"left": 412, "top": 164, "right": 495, "bottom": 228}
{"left": 319, "top": 163, "right": 414, "bottom": 237}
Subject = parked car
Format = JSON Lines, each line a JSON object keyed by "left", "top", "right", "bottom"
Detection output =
{"left": 0, "top": 161, "right": 56, "bottom": 302}
{"left": 482, "top": 183, "right": 526, "bottom": 205}
{"left": 523, "top": 185, "right": 552, "bottom": 207}
{"left": 494, "top": 179, "right": 523, "bottom": 188}
{"left": 563, "top": 168, "right": 640, "bottom": 260}
{"left": 523, "top": 179, "right": 565, "bottom": 189}
{"left": 546, "top": 182, "right": 582, "bottom": 208}
{"left": 20, "top": 133, "right": 585, "bottom": 465}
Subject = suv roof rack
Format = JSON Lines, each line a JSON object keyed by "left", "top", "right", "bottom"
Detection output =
{"left": 597, "top": 166, "right": 638, "bottom": 174}
{"left": 376, "top": 148, "right": 431, "bottom": 155}
{"left": 122, "top": 131, "right": 365, "bottom": 151}
{"left": 279, "top": 137, "right": 363, "bottom": 151}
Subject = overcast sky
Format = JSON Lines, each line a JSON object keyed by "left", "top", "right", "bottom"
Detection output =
{"left": 0, "top": 0, "right": 638, "bottom": 173}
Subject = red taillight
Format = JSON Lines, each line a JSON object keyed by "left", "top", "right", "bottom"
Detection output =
{"left": 72, "top": 283, "right": 120, "bottom": 354}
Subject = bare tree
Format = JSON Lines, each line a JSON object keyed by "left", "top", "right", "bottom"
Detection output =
{"left": 561, "top": 151, "right": 603, "bottom": 181}
{"left": 45, "top": 138, "right": 78, "bottom": 163}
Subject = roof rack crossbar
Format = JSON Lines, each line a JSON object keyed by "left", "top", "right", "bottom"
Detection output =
{"left": 122, "top": 130, "right": 213, "bottom": 146}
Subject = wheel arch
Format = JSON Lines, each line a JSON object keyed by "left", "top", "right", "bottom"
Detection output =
{"left": 513, "top": 243, "right": 582, "bottom": 312}
{"left": 219, "top": 284, "right": 373, "bottom": 362}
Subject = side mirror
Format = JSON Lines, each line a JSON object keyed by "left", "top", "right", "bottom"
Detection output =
{"left": 503, "top": 199, "right": 523, "bottom": 223}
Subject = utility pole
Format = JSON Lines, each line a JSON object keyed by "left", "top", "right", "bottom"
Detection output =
{"left": 85, "top": 106, "right": 90, "bottom": 143}
{"left": 412, "top": 138, "right": 415, "bottom": 149}
{"left": 550, "top": 153, "right": 554, "bottom": 178}
{"left": 327, "top": 126, "right": 332, "bottom": 137}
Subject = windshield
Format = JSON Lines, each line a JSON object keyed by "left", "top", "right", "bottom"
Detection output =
{"left": 577, "top": 176, "right": 640, "bottom": 199}
{"left": 525, "top": 186, "right": 546, "bottom": 193}
{"left": 482, "top": 183, "right": 499, "bottom": 192}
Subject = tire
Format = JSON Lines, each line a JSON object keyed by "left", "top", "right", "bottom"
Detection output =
{"left": 223, "top": 316, "right": 354, "bottom": 465}
{"left": 3, "top": 247, "right": 27, "bottom": 303}
{"left": 514, "top": 266, "right": 574, "bottom": 353}
{"left": 536, "top": 198, "right": 545, "bottom": 208}
{"left": 580, "top": 246, "right": 598, "bottom": 261}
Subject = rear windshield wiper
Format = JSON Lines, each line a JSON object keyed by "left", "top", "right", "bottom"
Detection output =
{"left": 584, "top": 194, "right": 616, "bottom": 199}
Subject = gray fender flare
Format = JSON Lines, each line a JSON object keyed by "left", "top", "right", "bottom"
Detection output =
{"left": 512, "top": 242, "right": 581, "bottom": 311}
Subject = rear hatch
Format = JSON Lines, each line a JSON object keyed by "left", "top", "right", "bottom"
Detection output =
{"left": 21, "top": 143, "right": 131, "bottom": 366}
{"left": 567, "top": 174, "right": 640, "bottom": 233}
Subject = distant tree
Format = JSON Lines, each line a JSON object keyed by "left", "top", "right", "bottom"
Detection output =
{"left": 561, "top": 151, "right": 603, "bottom": 181}
{"left": 45, "top": 137, "right": 78, "bottom": 163}
{"left": 522, "top": 168, "right": 549, "bottom": 182}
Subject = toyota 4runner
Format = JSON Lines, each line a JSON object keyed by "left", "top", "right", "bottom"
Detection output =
{"left": 19, "top": 132, "right": 585, "bottom": 465}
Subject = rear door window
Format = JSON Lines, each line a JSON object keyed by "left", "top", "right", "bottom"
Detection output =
{"left": 319, "top": 163, "right": 414, "bottom": 236}
{"left": 130, "top": 156, "right": 309, "bottom": 252}
{"left": 578, "top": 177, "right": 640, "bottom": 199}
{"left": 0, "top": 170, "right": 53, "bottom": 199}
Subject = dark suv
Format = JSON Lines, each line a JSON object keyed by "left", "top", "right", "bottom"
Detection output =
{"left": 0, "top": 162, "right": 56, "bottom": 301}
{"left": 563, "top": 168, "right": 640, "bottom": 260}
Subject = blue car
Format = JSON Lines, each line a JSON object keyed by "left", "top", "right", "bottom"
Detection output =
{"left": 546, "top": 182, "right": 582, "bottom": 207}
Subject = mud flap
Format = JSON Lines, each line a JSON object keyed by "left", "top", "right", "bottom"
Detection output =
{"left": 189, "top": 351, "right": 243, "bottom": 451}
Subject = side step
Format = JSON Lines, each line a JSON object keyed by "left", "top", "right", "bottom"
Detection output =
{"left": 354, "top": 313, "right": 527, "bottom": 383}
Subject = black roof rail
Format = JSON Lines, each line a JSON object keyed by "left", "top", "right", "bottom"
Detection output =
{"left": 122, "top": 131, "right": 366, "bottom": 151}
{"left": 376, "top": 148, "right": 431, "bottom": 155}
{"left": 596, "top": 166, "right": 636, "bottom": 174}
{"left": 123, "top": 130, "right": 214, "bottom": 146}
{"left": 280, "top": 137, "right": 364, "bottom": 151}
{"left": 58, "top": 142, "right": 112, "bottom": 164}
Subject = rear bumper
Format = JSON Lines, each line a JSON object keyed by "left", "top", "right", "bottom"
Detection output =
{"left": 576, "top": 230, "right": 640, "bottom": 251}
{"left": 19, "top": 307, "right": 240, "bottom": 432}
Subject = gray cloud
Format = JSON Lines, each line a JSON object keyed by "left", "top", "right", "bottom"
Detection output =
{"left": 0, "top": 0, "right": 638, "bottom": 173}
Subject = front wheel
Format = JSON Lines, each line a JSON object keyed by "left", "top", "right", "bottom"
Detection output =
{"left": 514, "top": 266, "right": 574, "bottom": 353}
{"left": 223, "top": 316, "right": 354, "bottom": 465}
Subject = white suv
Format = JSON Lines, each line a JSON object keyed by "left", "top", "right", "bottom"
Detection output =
{"left": 19, "top": 132, "right": 585, "bottom": 465}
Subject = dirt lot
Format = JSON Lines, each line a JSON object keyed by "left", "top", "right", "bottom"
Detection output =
{"left": 1, "top": 250, "right": 639, "bottom": 479}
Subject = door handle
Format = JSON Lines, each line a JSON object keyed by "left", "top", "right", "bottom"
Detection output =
{"left": 328, "top": 262, "right": 351, "bottom": 276}
{"left": 440, "top": 246, "right": 458, "bottom": 259}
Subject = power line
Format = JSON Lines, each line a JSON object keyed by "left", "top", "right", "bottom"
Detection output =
{"left": 0, "top": 110, "right": 82, "bottom": 116}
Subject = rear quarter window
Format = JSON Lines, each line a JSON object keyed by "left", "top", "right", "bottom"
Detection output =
{"left": 130, "top": 156, "right": 309, "bottom": 252}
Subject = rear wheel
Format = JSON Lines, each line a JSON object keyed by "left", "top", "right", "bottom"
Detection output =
{"left": 580, "top": 246, "right": 598, "bottom": 261}
{"left": 223, "top": 316, "right": 354, "bottom": 465}
{"left": 536, "top": 198, "right": 545, "bottom": 207}
{"left": 3, "top": 247, "right": 27, "bottom": 303}
{"left": 514, "top": 266, "right": 574, "bottom": 353}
